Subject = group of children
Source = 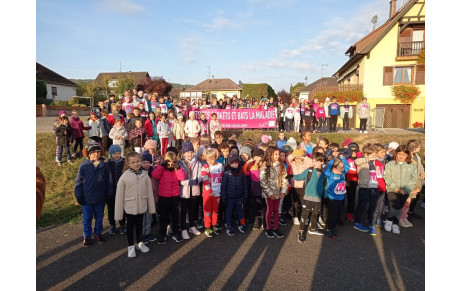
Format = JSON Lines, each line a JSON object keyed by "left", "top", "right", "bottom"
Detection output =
{"left": 72, "top": 114, "right": 425, "bottom": 257}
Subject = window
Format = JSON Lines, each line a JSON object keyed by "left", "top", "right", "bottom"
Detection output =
{"left": 383, "top": 66, "right": 414, "bottom": 85}
{"left": 108, "top": 81, "right": 118, "bottom": 87}
{"left": 51, "top": 86, "right": 57, "bottom": 96}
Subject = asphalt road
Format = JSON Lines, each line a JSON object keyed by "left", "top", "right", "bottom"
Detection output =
{"left": 36, "top": 206, "right": 425, "bottom": 291}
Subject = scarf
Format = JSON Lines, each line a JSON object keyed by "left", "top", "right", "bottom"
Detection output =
{"left": 129, "top": 168, "right": 143, "bottom": 177}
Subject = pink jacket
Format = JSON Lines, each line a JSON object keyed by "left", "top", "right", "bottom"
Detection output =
{"left": 287, "top": 154, "right": 313, "bottom": 188}
{"left": 70, "top": 117, "right": 91, "bottom": 138}
{"left": 151, "top": 166, "right": 186, "bottom": 198}
{"left": 316, "top": 107, "right": 326, "bottom": 118}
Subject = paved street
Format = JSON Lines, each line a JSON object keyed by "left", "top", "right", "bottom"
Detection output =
{"left": 37, "top": 206, "right": 425, "bottom": 290}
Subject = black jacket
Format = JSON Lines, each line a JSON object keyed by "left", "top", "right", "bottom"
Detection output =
{"left": 108, "top": 158, "right": 125, "bottom": 197}
{"left": 55, "top": 123, "right": 74, "bottom": 146}
{"left": 221, "top": 166, "right": 248, "bottom": 199}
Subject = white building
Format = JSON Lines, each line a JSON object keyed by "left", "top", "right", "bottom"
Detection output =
{"left": 36, "top": 62, "right": 77, "bottom": 101}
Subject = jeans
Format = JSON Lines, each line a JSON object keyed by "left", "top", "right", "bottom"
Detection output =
{"left": 158, "top": 196, "right": 180, "bottom": 236}
{"left": 359, "top": 118, "right": 367, "bottom": 131}
{"left": 317, "top": 118, "right": 325, "bottom": 132}
{"left": 74, "top": 137, "right": 84, "bottom": 153}
{"left": 81, "top": 202, "right": 105, "bottom": 238}
{"left": 326, "top": 199, "right": 342, "bottom": 230}
{"left": 180, "top": 196, "right": 199, "bottom": 230}
{"left": 329, "top": 115, "right": 338, "bottom": 132}
{"left": 343, "top": 116, "right": 350, "bottom": 131}
{"left": 225, "top": 198, "right": 245, "bottom": 228}
{"left": 300, "top": 200, "right": 321, "bottom": 231}
{"left": 57, "top": 145, "right": 71, "bottom": 162}
{"left": 292, "top": 187, "right": 304, "bottom": 220}
{"left": 345, "top": 181, "right": 358, "bottom": 214}
{"left": 285, "top": 118, "right": 294, "bottom": 132}
{"left": 354, "top": 188, "right": 380, "bottom": 226}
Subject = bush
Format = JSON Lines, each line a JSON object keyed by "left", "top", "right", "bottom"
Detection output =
{"left": 242, "top": 84, "right": 277, "bottom": 101}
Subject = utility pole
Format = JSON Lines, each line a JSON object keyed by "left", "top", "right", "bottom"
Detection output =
{"left": 120, "top": 61, "right": 121, "bottom": 72}
{"left": 321, "top": 64, "right": 328, "bottom": 85}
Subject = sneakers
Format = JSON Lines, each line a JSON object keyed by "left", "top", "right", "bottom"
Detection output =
{"left": 308, "top": 228, "right": 324, "bottom": 236}
{"left": 94, "top": 234, "right": 106, "bottom": 245}
{"left": 273, "top": 229, "right": 284, "bottom": 238}
{"left": 238, "top": 225, "right": 246, "bottom": 233}
{"left": 71, "top": 153, "right": 77, "bottom": 158}
{"left": 293, "top": 217, "right": 300, "bottom": 225}
{"left": 135, "top": 242, "right": 150, "bottom": 253}
{"left": 204, "top": 228, "right": 214, "bottom": 238}
{"left": 359, "top": 130, "right": 363, "bottom": 134}
{"left": 318, "top": 216, "right": 326, "bottom": 227}
{"left": 298, "top": 231, "right": 306, "bottom": 243}
{"left": 142, "top": 237, "right": 150, "bottom": 245}
{"left": 326, "top": 230, "right": 336, "bottom": 239}
{"left": 119, "top": 225, "right": 126, "bottom": 235}
{"left": 353, "top": 223, "right": 369, "bottom": 232}
{"left": 226, "top": 227, "right": 235, "bottom": 236}
{"left": 128, "top": 245, "right": 136, "bottom": 258}
{"left": 347, "top": 213, "right": 354, "bottom": 222}
{"left": 363, "top": 130, "right": 368, "bottom": 133}
{"left": 316, "top": 222, "right": 324, "bottom": 230}
{"left": 172, "top": 233, "right": 183, "bottom": 243}
{"left": 212, "top": 226, "right": 221, "bottom": 235}
{"left": 253, "top": 218, "right": 262, "bottom": 230}
{"left": 109, "top": 225, "right": 117, "bottom": 236}
{"left": 195, "top": 221, "right": 204, "bottom": 229}
{"left": 265, "top": 229, "right": 275, "bottom": 238}
{"left": 368, "top": 226, "right": 376, "bottom": 236}
{"left": 144, "top": 234, "right": 156, "bottom": 242}
{"left": 189, "top": 226, "right": 201, "bottom": 236}
{"left": 82, "top": 237, "right": 91, "bottom": 247}
{"left": 166, "top": 225, "right": 173, "bottom": 236}
{"left": 399, "top": 219, "right": 413, "bottom": 228}
{"left": 157, "top": 235, "right": 166, "bottom": 245}
{"left": 182, "top": 229, "right": 190, "bottom": 240}
{"left": 278, "top": 217, "right": 287, "bottom": 226}
{"left": 57, "top": 161, "right": 62, "bottom": 166}
{"left": 384, "top": 220, "right": 393, "bottom": 232}
{"left": 392, "top": 224, "right": 400, "bottom": 234}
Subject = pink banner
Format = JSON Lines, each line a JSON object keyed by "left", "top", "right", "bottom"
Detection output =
{"left": 191, "top": 108, "right": 277, "bottom": 129}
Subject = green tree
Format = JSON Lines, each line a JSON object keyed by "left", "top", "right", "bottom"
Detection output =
{"left": 290, "top": 82, "right": 304, "bottom": 97}
{"left": 101, "top": 75, "right": 112, "bottom": 98}
{"left": 242, "top": 83, "right": 277, "bottom": 101}
{"left": 115, "top": 75, "right": 135, "bottom": 96}
{"left": 36, "top": 78, "right": 52, "bottom": 105}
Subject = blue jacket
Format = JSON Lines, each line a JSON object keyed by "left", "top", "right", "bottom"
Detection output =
{"left": 74, "top": 158, "right": 113, "bottom": 205}
{"left": 324, "top": 156, "right": 349, "bottom": 200}
{"left": 276, "top": 139, "right": 287, "bottom": 151}
{"left": 293, "top": 167, "right": 326, "bottom": 201}
{"left": 328, "top": 102, "right": 340, "bottom": 116}
{"left": 100, "top": 118, "right": 111, "bottom": 136}
{"left": 221, "top": 166, "right": 248, "bottom": 199}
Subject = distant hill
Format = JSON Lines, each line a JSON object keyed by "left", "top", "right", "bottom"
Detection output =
{"left": 170, "top": 83, "right": 193, "bottom": 89}
{"left": 69, "top": 79, "right": 94, "bottom": 85}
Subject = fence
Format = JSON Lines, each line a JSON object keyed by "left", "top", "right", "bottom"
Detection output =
{"left": 36, "top": 105, "right": 91, "bottom": 117}
{"left": 309, "top": 84, "right": 363, "bottom": 101}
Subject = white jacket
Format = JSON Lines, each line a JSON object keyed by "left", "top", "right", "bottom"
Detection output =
{"left": 184, "top": 119, "right": 201, "bottom": 138}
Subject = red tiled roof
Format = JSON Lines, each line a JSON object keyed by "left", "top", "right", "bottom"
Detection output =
{"left": 185, "top": 78, "right": 242, "bottom": 92}
{"left": 36, "top": 63, "right": 77, "bottom": 87}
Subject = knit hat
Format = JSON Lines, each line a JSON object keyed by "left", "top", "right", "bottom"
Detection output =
{"left": 197, "top": 145, "right": 206, "bottom": 157}
{"left": 348, "top": 142, "right": 360, "bottom": 152}
{"left": 86, "top": 139, "right": 102, "bottom": 154}
{"left": 166, "top": 146, "right": 178, "bottom": 156}
{"left": 109, "top": 144, "right": 122, "bottom": 157}
{"left": 253, "top": 148, "right": 265, "bottom": 158}
{"left": 292, "top": 148, "right": 305, "bottom": 157}
{"left": 242, "top": 140, "right": 256, "bottom": 152}
{"left": 261, "top": 135, "right": 272, "bottom": 144}
{"left": 239, "top": 146, "right": 252, "bottom": 159}
{"left": 182, "top": 141, "right": 194, "bottom": 153}
{"left": 229, "top": 145, "right": 239, "bottom": 154}
{"left": 141, "top": 151, "right": 153, "bottom": 163}
{"left": 143, "top": 139, "right": 157, "bottom": 150}
{"left": 325, "top": 97, "right": 330, "bottom": 102}
{"left": 283, "top": 137, "right": 297, "bottom": 152}
{"left": 177, "top": 113, "right": 183, "bottom": 120}
{"left": 388, "top": 142, "right": 400, "bottom": 150}
{"left": 228, "top": 153, "right": 240, "bottom": 165}
{"left": 342, "top": 138, "right": 353, "bottom": 148}
{"left": 58, "top": 110, "right": 67, "bottom": 116}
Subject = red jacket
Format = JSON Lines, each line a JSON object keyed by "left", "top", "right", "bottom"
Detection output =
{"left": 107, "top": 115, "right": 126, "bottom": 126}
{"left": 70, "top": 117, "right": 91, "bottom": 138}
{"left": 346, "top": 158, "right": 358, "bottom": 182}
{"left": 151, "top": 166, "right": 186, "bottom": 198}
{"left": 375, "top": 159, "right": 386, "bottom": 192}
{"left": 144, "top": 119, "right": 156, "bottom": 137}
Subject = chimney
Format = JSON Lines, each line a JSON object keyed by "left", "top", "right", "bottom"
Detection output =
{"left": 389, "top": 0, "right": 397, "bottom": 18}
{"left": 211, "top": 75, "right": 214, "bottom": 81}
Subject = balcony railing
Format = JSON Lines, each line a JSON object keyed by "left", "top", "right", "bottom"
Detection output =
{"left": 398, "top": 41, "right": 425, "bottom": 57}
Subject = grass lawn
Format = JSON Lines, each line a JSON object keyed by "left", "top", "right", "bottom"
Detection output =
{"left": 36, "top": 130, "right": 425, "bottom": 228}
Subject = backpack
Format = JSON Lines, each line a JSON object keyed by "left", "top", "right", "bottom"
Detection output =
{"left": 305, "top": 167, "right": 314, "bottom": 186}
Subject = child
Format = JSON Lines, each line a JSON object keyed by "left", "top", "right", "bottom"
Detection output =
{"left": 178, "top": 141, "right": 203, "bottom": 239}
{"left": 217, "top": 142, "right": 230, "bottom": 166}
{"left": 109, "top": 118, "right": 128, "bottom": 157}
{"left": 276, "top": 131, "right": 287, "bottom": 152}
{"left": 201, "top": 148, "right": 224, "bottom": 237}
{"left": 315, "top": 102, "right": 326, "bottom": 133}
{"left": 129, "top": 119, "right": 148, "bottom": 153}
{"left": 151, "top": 151, "right": 186, "bottom": 244}
{"left": 200, "top": 134, "right": 211, "bottom": 149}
{"left": 345, "top": 142, "right": 360, "bottom": 222}
{"left": 107, "top": 145, "right": 126, "bottom": 236}
{"left": 353, "top": 143, "right": 380, "bottom": 236}
{"left": 88, "top": 111, "right": 101, "bottom": 144}
{"left": 137, "top": 152, "right": 158, "bottom": 244}
{"left": 167, "top": 109, "right": 176, "bottom": 147}
{"left": 173, "top": 113, "right": 185, "bottom": 151}
{"left": 373, "top": 143, "right": 387, "bottom": 227}
{"left": 287, "top": 148, "right": 313, "bottom": 225}
{"left": 247, "top": 149, "right": 265, "bottom": 230}
{"left": 199, "top": 112, "right": 210, "bottom": 137}
{"left": 385, "top": 142, "right": 399, "bottom": 163}
{"left": 184, "top": 111, "right": 201, "bottom": 139}
{"left": 328, "top": 97, "right": 340, "bottom": 132}
{"left": 55, "top": 116, "right": 74, "bottom": 166}
{"left": 221, "top": 153, "right": 248, "bottom": 236}
{"left": 323, "top": 155, "right": 350, "bottom": 238}
{"left": 157, "top": 113, "right": 171, "bottom": 156}
{"left": 144, "top": 111, "right": 160, "bottom": 144}
{"left": 70, "top": 110, "right": 91, "bottom": 158}
{"left": 317, "top": 137, "right": 329, "bottom": 150}
{"left": 299, "top": 131, "right": 316, "bottom": 157}
{"left": 213, "top": 131, "right": 224, "bottom": 147}
{"left": 304, "top": 103, "right": 316, "bottom": 132}
{"left": 259, "top": 146, "right": 289, "bottom": 238}
{"left": 293, "top": 152, "right": 327, "bottom": 242}
{"left": 383, "top": 145, "right": 418, "bottom": 234}
{"left": 405, "top": 139, "right": 425, "bottom": 222}
{"left": 100, "top": 110, "right": 112, "bottom": 154}
{"left": 115, "top": 152, "right": 156, "bottom": 258}
{"left": 74, "top": 141, "right": 113, "bottom": 247}
{"left": 340, "top": 99, "right": 353, "bottom": 133}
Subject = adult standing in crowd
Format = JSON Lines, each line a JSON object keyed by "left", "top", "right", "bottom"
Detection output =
{"left": 357, "top": 97, "right": 371, "bottom": 133}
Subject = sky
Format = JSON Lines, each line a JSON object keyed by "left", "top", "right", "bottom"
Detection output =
{"left": 36, "top": 0, "right": 407, "bottom": 92}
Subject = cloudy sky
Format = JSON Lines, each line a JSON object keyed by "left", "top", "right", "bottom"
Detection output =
{"left": 36, "top": 0, "right": 406, "bottom": 91}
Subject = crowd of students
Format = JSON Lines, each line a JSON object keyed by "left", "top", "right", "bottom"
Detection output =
{"left": 54, "top": 91, "right": 424, "bottom": 258}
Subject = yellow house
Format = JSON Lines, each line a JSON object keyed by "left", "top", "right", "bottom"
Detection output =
{"left": 182, "top": 76, "right": 242, "bottom": 102}
{"left": 333, "top": 0, "right": 425, "bottom": 128}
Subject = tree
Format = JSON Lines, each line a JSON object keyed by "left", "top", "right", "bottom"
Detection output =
{"left": 101, "top": 75, "right": 112, "bottom": 98}
{"left": 115, "top": 75, "right": 135, "bottom": 96}
{"left": 242, "top": 83, "right": 277, "bottom": 101}
{"left": 277, "top": 89, "right": 291, "bottom": 104}
{"left": 144, "top": 76, "right": 172, "bottom": 97}
{"left": 290, "top": 82, "right": 304, "bottom": 97}
{"left": 36, "top": 78, "right": 52, "bottom": 105}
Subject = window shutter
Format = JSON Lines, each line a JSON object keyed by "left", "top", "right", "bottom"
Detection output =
{"left": 399, "top": 28, "right": 412, "bottom": 42}
{"left": 415, "top": 65, "right": 425, "bottom": 85}
{"left": 383, "top": 67, "right": 393, "bottom": 86}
